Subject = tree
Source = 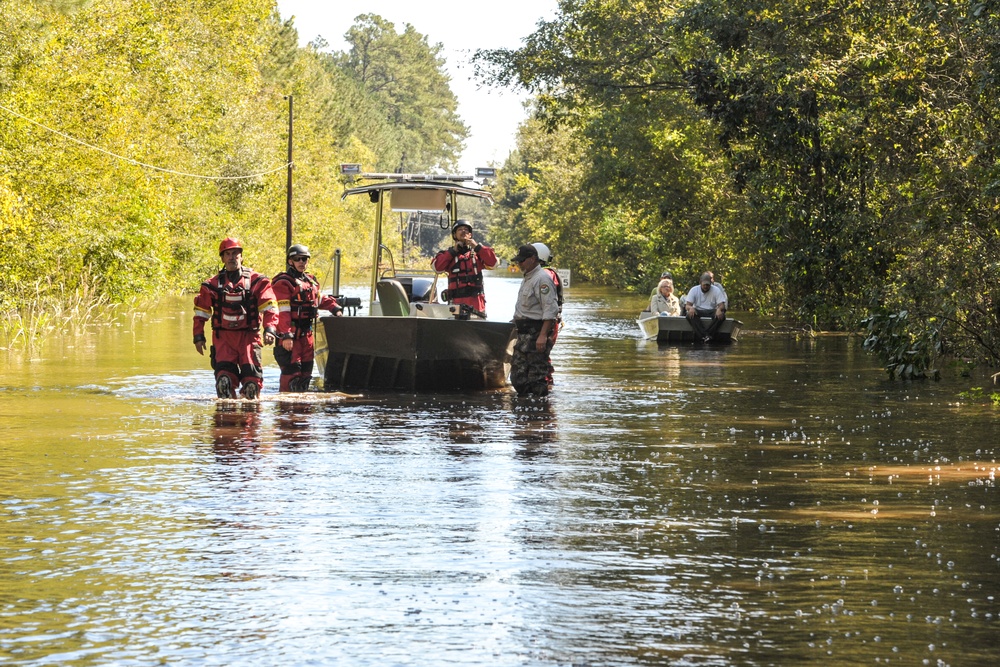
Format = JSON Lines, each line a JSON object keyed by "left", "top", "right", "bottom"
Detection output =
{"left": 479, "top": 0, "right": 1000, "bottom": 375}
{"left": 478, "top": 1, "right": 748, "bottom": 295}
{"left": 340, "top": 14, "right": 467, "bottom": 172}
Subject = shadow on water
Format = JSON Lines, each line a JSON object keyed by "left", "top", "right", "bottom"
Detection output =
{"left": 1, "top": 287, "right": 999, "bottom": 666}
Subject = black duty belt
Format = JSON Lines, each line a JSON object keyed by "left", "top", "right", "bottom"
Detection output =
{"left": 514, "top": 319, "right": 543, "bottom": 333}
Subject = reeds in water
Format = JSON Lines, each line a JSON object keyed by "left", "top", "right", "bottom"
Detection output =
{"left": 0, "top": 275, "right": 138, "bottom": 351}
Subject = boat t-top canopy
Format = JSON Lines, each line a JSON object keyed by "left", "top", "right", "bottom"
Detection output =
{"left": 341, "top": 180, "right": 494, "bottom": 208}
{"left": 339, "top": 164, "right": 497, "bottom": 302}
{"left": 340, "top": 166, "right": 495, "bottom": 210}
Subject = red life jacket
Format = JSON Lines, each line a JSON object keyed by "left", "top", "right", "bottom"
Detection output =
{"left": 446, "top": 249, "right": 485, "bottom": 300}
{"left": 207, "top": 268, "right": 260, "bottom": 331}
{"left": 544, "top": 268, "right": 564, "bottom": 308}
{"left": 274, "top": 271, "right": 320, "bottom": 324}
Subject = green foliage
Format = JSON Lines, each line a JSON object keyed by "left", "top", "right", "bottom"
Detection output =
{"left": 478, "top": 0, "right": 1000, "bottom": 376}
{"left": 0, "top": 1, "right": 466, "bottom": 314}
{"left": 861, "top": 309, "right": 941, "bottom": 380}
{"left": 957, "top": 386, "right": 1000, "bottom": 406}
{"left": 340, "top": 14, "right": 468, "bottom": 172}
{"left": 482, "top": 68, "right": 748, "bottom": 295}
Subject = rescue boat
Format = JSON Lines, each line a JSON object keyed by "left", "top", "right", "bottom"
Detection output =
{"left": 314, "top": 166, "right": 516, "bottom": 392}
{"left": 637, "top": 311, "right": 743, "bottom": 343}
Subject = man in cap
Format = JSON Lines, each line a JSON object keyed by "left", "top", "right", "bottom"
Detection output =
{"left": 194, "top": 238, "right": 278, "bottom": 399}
{"left": 683, "top": 271, "right": 728, "bottom": 342}
{"left": 531, "top": 242, "right": 564, "bottom": 386}
{"left": 432, "top": 219, "right": 497, "bottom": 317}
{"left": 272, "top": 244, "right": 344, "bottom": 392}
{"left": 509, "top": 244, "right": 559, "bottom": 396}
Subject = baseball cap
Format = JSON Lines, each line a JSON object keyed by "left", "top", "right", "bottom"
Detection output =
{"left": 510, "top": 244, "right": 539, "bottom": 263}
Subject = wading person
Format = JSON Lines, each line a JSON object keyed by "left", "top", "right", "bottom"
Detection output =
{"left": 532, "top": 242, "right": 564, "bottom": 386}
{"left": 683, "top": 272, "right": 728, "bottom": 342}
{"left": 272, "top": 244, "right": 344, "bottom": 392}
{"left": 193, "top": 237, "right": 278, "bottom": 399}
{"left": 510, "top": 244, "right": 559, "bottom": 397}
{"left": 432, "top": 219, "right": 497, "bottom": 318}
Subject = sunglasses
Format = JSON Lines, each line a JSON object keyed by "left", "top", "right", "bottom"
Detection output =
{"left": 291, "top": 256, "right": 309, "bottom": 262}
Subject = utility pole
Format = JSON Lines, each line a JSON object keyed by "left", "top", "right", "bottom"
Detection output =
{"left": 285, "top": 95, "right": 293, "bottom": 251}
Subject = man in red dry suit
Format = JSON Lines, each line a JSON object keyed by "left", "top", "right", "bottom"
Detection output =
{"left": 432, "top": 220, "right": 497, "bottom": 318}
{"left": 193, "top": 237, "right": 278, "bottom": 400}
{"left": 271, "top": 244, "right": 344, "bottom": 392}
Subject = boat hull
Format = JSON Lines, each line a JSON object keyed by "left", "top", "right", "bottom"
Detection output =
{"left": 315, "top": 316, "right": 516, "bottom": 391}
{"left": 637, "top": 313, "right": 742, "bottom": 343}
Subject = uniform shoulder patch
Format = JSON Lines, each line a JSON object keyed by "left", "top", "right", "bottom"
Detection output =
{"left": 540, "top": 285, "right": 551, "bottom": 294}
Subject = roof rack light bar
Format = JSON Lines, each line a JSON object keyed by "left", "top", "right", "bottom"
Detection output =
{"left": 357, "top": 172, "right": 474, "bottom": 182}
{"left": 339, "top": 164, "right": 495, "bottom": 183}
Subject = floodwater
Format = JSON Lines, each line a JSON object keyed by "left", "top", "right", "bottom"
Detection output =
{"left": 2, "top": 276, "right": 998, "bottom": 666}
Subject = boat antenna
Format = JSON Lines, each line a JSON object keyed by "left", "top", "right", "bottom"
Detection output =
{"left": 284, "top": 95, "right": 293, "bottom": 250}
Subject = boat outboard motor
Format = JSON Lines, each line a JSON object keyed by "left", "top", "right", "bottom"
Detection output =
{"left": 408, "top": 276, "right": 435, "bottom": 302}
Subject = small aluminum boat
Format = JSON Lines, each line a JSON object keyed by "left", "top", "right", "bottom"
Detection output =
{"left": 637, "top": 311, "right": 742, "bottom": 343}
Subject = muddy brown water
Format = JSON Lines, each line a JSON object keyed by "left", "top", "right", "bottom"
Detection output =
{"left": 2, "top": 277, "right": 998, "bottom": 666}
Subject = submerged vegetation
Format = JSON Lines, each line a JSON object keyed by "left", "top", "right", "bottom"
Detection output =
{"left": 958, "top": 386, "right": 1000, "bottom": 406}
{"left": 0, "top": 273, "right": 137, "bottom": 350}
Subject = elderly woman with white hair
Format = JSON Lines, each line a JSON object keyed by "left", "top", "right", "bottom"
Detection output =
{"left": 649, "top": 278, "right": 680, "bottom": 316}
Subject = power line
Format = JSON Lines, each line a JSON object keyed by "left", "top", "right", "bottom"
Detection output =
{"left": 0, "top": 102, "right": 290, "bottom": 181}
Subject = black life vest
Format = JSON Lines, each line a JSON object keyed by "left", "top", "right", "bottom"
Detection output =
{"left": 274, "top": 271, "right": 319, "bottom": 324}
{"left": 446, "top": 249, "right": 485, "bottom": 300}
{"left": 207, "top": 268, "right": 260, "bottom": 331}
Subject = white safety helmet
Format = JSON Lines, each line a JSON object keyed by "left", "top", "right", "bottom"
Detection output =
{"left": 531, "top": 242, "right": 552, "bottom": 263}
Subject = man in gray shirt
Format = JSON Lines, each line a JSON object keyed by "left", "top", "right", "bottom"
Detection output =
{"left": 683, "top": 272, "right": 728, "bottom": 342}
{"left": 510, "top": 244, "right": 559, "bottom": 396}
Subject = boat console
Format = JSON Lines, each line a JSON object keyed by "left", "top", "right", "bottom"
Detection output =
{"left": 313, "top": 165, "right": 515, "bottom": 391}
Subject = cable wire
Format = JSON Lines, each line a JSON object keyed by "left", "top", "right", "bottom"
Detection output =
{"left": 0, "top": 102, "right": 290, "bottom": 181}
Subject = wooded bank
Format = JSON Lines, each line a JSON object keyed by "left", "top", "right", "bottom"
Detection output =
{"left": 3, "top": 1, "right": 998, "bottom": 377}
{"left": 478, "top": 0, "right": 1000, "bottom": 378}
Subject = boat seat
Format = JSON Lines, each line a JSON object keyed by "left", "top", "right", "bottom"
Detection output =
{"left": 376, "top": 279, "right": 410, "bottom": 316}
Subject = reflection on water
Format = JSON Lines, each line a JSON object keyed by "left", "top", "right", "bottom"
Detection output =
{"left": 1, "top": 281, "right": 999, "bottom": 666}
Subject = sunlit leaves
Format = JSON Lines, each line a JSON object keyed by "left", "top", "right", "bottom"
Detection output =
{"left": 340, "top": 14, "right": 467, "bottom": 172}
{"left": 481, "top": 0, "right": 1000, "bottom": 373}
{"left": 1, "top": 2, "right": 468, "bottom": 310}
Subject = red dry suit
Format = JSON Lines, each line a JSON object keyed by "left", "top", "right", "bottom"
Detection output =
{"left": 432, "top": 243, "right": 497, "bottom": 315}
{"left": 542, "top": 266, "right": 565, "bottom": 384}
{"left": 543, "top": 267, "right": 564, "bottom": 342}
{"left": 193, "top": 267, "right": 278, "bottom": 397}
{"left": 271, "top": 269, "right": 343, "bottom": 392}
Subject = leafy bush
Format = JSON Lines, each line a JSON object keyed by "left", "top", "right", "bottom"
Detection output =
{"left": 862, "top": 309, "right": 941, "bottom": 380}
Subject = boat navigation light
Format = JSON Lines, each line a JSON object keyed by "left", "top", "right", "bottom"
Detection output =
{"left": 340, "top": 163, "right": 362, "bottom": 182}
